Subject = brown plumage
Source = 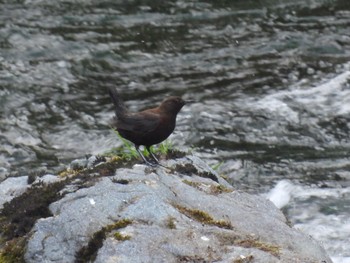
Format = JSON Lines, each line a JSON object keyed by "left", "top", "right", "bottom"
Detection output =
{"left": 109, "top": 87, "right": 191, "bottom": 166}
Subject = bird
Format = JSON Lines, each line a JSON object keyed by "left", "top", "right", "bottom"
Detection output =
{"left": 108, "top": 87, "right": 192, "bottom": 166}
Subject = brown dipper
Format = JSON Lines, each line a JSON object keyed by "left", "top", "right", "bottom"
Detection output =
{"left": 108, "top": 87, "right": 191, "bottom": 166}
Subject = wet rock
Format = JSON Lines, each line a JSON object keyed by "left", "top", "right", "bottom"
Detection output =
{"left": 0, "top": 176, "right": 29, "bottom": 209}
{"left": 21, "top": 156, "right": 331, "bottom": 263}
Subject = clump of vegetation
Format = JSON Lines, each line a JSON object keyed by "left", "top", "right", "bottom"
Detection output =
{"left": 218, "top": 233, "right": 280, "bottom": 258}
{"left": 58, "top": 168, "right": 83, "bottom": 178}
{"left": 113, "top": 232, "right": 131, "bottom": 241}
{"left": 165, "top": 216, "right": 177, "bottom": 229}
{"left": 233, "top": 254, "right": 254, "bottom": 263}
{"left": 210, "top": 184, "right": 232, "bottom": 194}
{"left": 174, "top": 204, "right": 233, "bottom": 229}
{"left": 76, "top": 219, "right": 132, "bottom": 263}
{"left": 0, "top": 181, "right": 66, "bottom": 240}
{"left": 105, "top": 130, "right": 183, "bottom": 162}
{"left": 0, "top": 237, "right": 26, "bottom": 263}
{"left": 236, "top": 239, "right": 280, "bottom": 257}
{"left": 157, "top": 139, "right": 173, "bottom": 156}
{"left": 109, "top": 219, "right": 132, "bottom": 230}
{"left": 173, "top": 163, "right": 198, "bottom": 175}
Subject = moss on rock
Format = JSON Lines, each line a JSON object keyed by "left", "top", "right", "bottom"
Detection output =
{"left": 76, "top": 219, "right": 132, "bottom": 262}
{"left": 174, "top": 204, "right": 233, "bottom": 230}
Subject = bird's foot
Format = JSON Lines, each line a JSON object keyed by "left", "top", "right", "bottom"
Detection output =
{"left": 143, "top": 160, "right": 158, "bottom": 167}
{"left": 144, "top": 159, "right": 170, "bottom": 169}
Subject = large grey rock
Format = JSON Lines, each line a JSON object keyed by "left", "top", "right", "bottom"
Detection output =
{"left": 24, "top": 157, "right": 331, "bottom": 263}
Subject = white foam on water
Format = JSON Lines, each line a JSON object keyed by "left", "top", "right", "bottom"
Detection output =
{"left": 244, "top": 65, "right": 350, "bottom": 120}
{"left": 266, "top": 179, "right": 298, "bottom": 209}
{"left": 291, "top": 70, "right": 350, "bottom": 116}
{"left": 295, "top": 213, "right": 350, "bottom": 262}
{"left": 266, "top": 180, "right": 350, "bottom": 262}
{"left": 332, "top": 257, "right": 350, "bottom": 263}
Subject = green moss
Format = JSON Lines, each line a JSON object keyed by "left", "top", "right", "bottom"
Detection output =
{"left": 75, "top": 228, "right": 105, "bottom": 263}
{"left": 58, "top": 168, "right": 82, "bottom": 178}
{"left": 236, "top": 239, "right": 280, "bottom": 257}
{"left": 165, "top": 216, "right": 176, "bottom": 229}
{"left": 0, "top": 181, "right": 66, "bottom": 240}
{"left": 174, "top": 204, "right": 233, "bottom": 229}
{"left": 210, "top": 184, "right": 233, "bottom": 194}
{"left": 182, "top": 179, "right": 201, "bottom": 188}
{"left": 0, "top": 237, "right": 26, "bottom": 263}
{"left": 218, "top": 233, "right": 280, "bottom": 258}
{"left": 233, "top": 254, "right": 254, "bottom": 263}
{"left": 107, "top": 219, "right": 132, "bottom": 231}
{"left": 113, "top": 232, "right": 131, "bottom": 241}
{"left": 76, "top": 219, "right": 132, "bottom": 263}
{"left": 173, "top": 163, "right": 197, "bottom": 175}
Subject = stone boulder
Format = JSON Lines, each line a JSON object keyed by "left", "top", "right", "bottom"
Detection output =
{"left": 1, "top": 155, "right": 331, "bottom": 263}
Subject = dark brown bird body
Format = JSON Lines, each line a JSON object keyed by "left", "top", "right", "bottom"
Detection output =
{"left": 109, "top": 88, "right": 189, "bottom": 165}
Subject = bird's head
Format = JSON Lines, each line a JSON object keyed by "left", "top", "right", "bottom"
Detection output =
{"left": 158, "top": 96, "right": 192, "bottom": 115}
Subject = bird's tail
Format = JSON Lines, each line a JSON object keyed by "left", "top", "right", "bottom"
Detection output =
{"left": 108, "top": 87, "right": 128, "bottom": 118}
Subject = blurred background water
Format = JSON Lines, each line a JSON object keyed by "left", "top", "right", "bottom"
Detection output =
{"left": 1, "top": 0, "right": 350, "bottom": 261}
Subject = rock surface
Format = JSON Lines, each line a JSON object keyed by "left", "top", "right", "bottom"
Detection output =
{"left": 2, "top": 155, "right": 332, "bottom": 263}
{"left": 0, "top": 176, "right": 29, "bottom": 209}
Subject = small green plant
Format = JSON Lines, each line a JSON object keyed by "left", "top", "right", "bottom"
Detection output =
{"left": 157, "top": 140, "right": 173, "bottom": 155}
{"left": 112, "top": 130, "right": 139, "bottom": 158}
{"left": 210, "top": 161, "right": 224, "bottom": 171}
{"left": 106, "top": 130, "right": 174, "bottom": 160}
{"left": 165, "top": 216, "right": 177, "bottom": 229}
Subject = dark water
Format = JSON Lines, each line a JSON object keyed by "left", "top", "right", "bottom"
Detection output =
{"left": 1, "top": 0, "right": 350, "bottom": 261}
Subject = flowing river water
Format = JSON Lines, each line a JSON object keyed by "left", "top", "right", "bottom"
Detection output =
{"left": 1, "top": 0, "right": 350, "bottom": 261}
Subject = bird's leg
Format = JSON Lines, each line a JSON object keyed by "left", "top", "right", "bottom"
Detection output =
{"left": 146, "top": 147, "right": 170, "bottom": 169}
{"left": 146, "top": 146, "right": 159, "bottom": 164}
{"left": 135, "top": 145, "right": 156, "bottom": 167}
